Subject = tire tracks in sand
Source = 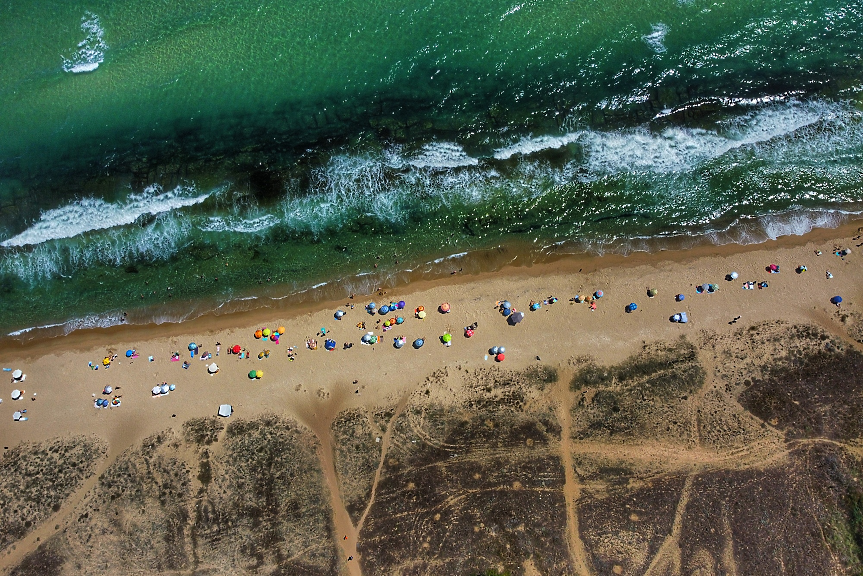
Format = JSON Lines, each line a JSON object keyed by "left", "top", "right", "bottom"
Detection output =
{"left": 556, "top": 372, "right": 593, "bottom": 576}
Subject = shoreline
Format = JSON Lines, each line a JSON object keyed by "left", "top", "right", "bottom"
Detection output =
{"left": 3, "top": 215, "right": 861, "bottom": 362}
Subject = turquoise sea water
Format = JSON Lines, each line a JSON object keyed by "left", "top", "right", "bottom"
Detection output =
{"left": 0, "top": 0, "right": 862, "bottom": 336}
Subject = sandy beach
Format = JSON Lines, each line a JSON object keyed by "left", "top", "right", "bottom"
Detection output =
{"left": 2, "top": 222, "right": 863, "bottom": 575}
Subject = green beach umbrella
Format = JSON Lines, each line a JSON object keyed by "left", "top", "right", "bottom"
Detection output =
{"left": 442, "top": 333, "right": 452, "bottom": 343}
{"left": 248, "top": 370, "right": 256, "bottom": 379}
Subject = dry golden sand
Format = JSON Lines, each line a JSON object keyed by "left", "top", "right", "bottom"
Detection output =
{"left": 0, "top": 221, "right": 862, "bottom": 573}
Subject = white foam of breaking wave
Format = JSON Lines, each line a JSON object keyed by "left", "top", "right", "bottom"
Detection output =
{"left": 199, "top": 214, "right": 278, "bottom": 233}
{"left": 62, "top": 12, "right": 107, "bottom": 73}
{"left": 2, "top": 184, "right": 210, "bottom": 247}
{"left": 408, "top": 142, "right": 479, "bottom": 169}
{"left": 642, "top": 23, "right": 669, "bottom": 54}
{"left": 494, "top": 100, "right": 837, "bottom": 173}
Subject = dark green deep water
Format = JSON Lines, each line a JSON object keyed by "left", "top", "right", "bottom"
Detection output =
{"left": 0, "top": 0, "right": 862, "bottom": 335}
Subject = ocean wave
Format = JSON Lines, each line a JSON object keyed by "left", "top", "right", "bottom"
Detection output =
{"left": 495, "top": 99, "right": 841, "bottom": 173}
{"left": 199, "top": 214, "right": 279, "bottom": 233}
{"left": 61, "top": 12, "right": 107, "bottom": 74}
{"left": 407, "top": 142, "right": 479, "bottom": 169}
{"left": 1, "top": 184, "right": 210, "bottom": 247}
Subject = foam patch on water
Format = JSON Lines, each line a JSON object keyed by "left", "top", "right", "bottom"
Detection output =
{"left": 62, "top": 12, "right": 106, "bottom": 74}
{"left": 199, "top": 214, "right": 279, "bottom": 234}
{"left": 1, "top": 185, "right": 210, "bottom": 247}
{"left": 642, "top": 23, "right": 669, "bottom": 54}
{"left": 408, "top": 142, "right": 479, "bottom": 169}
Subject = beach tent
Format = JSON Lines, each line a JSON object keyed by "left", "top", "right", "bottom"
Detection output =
{"left": 509, "top": 311, "right": 525, "bottom": 325}
{"left": 413, "top": 338, "right": 424, "bottom": 349}
{"left": 831, "top": 296, "right": 843, "bottom": 305}
{"left": 218, "top": 404, "right": 233, "bottom": 417}
{"left": 208, "top": 363, "right": 219, "bottom": 374}
{"left": 439, "top": 302, "right": 450, "bottom": 313}
{"left": 680, "top": 312, "right": 688, "bottom": 323}
{"left": 13, "top": 411, "right": 21, "bottom": 421}
{"left": 11, "top": 389, "right": 21, "bottom": 400}
{"left": 530, "top": 302, "right": 541, "bottom": 311}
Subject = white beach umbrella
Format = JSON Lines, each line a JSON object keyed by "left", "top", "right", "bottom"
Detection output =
{"left": 152, "top": 386, "right": 161, "bottom": 396}
{"left": 208, "top": 363, "right": 219, "bottom": 374}
{"left": 13, "top": 411, "right": 21, "bottom": 421}
{"left": 11, "top": 389, "right": 21, "bottom": 400}
{"left": 12, "top": 369, "right": 22, "bottom": 380}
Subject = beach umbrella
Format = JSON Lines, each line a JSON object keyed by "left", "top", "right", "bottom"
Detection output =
{"left": 208, "top": 363, "right": 219, "bottom": 374}
{"left": 647, "top": 288, "right": 657, "bottom": 298}
{"left": 13, "top": 411, "right": 21, "bottom": 420}
{"left": 439, "top": 302, "right": 450, "bottom": 313}
{"left": 831, "top": 296, "right": 843, "bottom": 305}
{"left": 369, "top": 334, "right": 378, "bottom": 344}
{"left": 169, "top": 384, "right": 176, "bottom": 391}
{"left": 498, "top": 346, "right": 506, "bottom": 354}
{"left": 161, "top": 384, "right": 170, "bottom": 394}
{"left": 152, "top": 386, "right": 161, "bottom": 396}
{"left": 398, "top": 300, "right": 406, "bottom": 309}
{"left": 324, "top": 339, "right": 336, "bottom": 351}
{"left": 232, "top": 345, "right": 241, "bottom": 354}
{"left": 335, "top": 310, "right": 345, "bottom": 320}
{"left": 254, "top": 329, "right": 263, "bottom": 339}
{"left": 465, "top": 328, "right": 474, "bottom": 338}
{"left": 394, "top": 337, "right": 405, "bottom": 349}
{"left": 413, "top": 338, "right": 424, "bottom": 349}
{"left": 248, "top": 370, "right": 257, "bottom": 379}
{"left": 442, "top": 333, "right": 452, "bottom": 343}
{"left": 701, "top": 283, "right": 710, "bottom": 293}
{"left": 263, "top": 328, "right": 271, "bottom": 338}
{"left": 380, "top": 305, "right": 389, "bottom": 314}
{"left": 769, "top": 264, "right": 779, "bottom": 272}
{"left": 509, "top": 311, "right": 524, "bottom": 325}
{"left": 496, "top": 353, "right": 505, "bottom": 362}
{"left": 417, "top": 310, "right": 426, "bottom": 319}
{"left": 255, "top": 370, "right": 263, "bottom": 379}
{"left": 676, "top": 294, "right": 685, "bottom": 302}
{"left": 125, "top": 350, "right": 134, "bottom": 357}
{"left": 396, "top": 316, "right": 404, "bottom": 325}
{"left": 384, "top": 320, "right": 391, "bottom": 327}
{"left": 278, "top": 326, "right": 285, "bottom": 334}
{"left": 103, "top": 385, "right": 113, "bottom": 394}
{"left": 672, "top": 314, "right": 681, "bottom": 323}
{"left": 189, "top": 342, "right": 198, "bottom": 350}
{"left": 271, "top": 333, "right": 279, "bottom": 343}
{"left": 594, "top": 290, "right": 604, "bottom": 299}
{"left": 416, "top": 306, "right": 424, "bottom": 312}
{"left": 491, "top": 346, "right": 500, "bottom": 355}
{"left": 730, "top": 272, "right": 739, "bottom": 280}
{"left": 11, "top": 389, "right": 21, "bottom": 400}
{"left": 12, "top": 369, "right": 21, "bottom": 380}
{"left": 626, "top": 303, "right": 637, "bottom": 313}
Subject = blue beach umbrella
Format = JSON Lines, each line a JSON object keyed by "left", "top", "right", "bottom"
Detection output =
{"left": 413, "top": 338, "right": 424, "bottom": 349}
{"left": 831, "top": 296, "right": 843, "bottom": 305}
{"left": 188, "top": 343, "right": 197, "bottom": 350}
{"left": 324, "top": 339, "right": 336, "bottom": 351}
{"left": 626, "top": 303, "right": 637, "bottom": 313}
{"left": 335, "top": 310, "right": 345, "bottom": 320}
{"left": 394, "top": 337, "right": 405, "bottom": 349}
{"left": 125, "top": 350, "right": 134, "bottom": 357}
{"left": 380, "top": 305, "right": 390, "bottom": 314}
